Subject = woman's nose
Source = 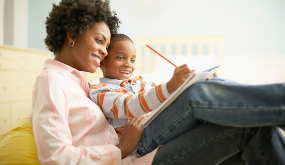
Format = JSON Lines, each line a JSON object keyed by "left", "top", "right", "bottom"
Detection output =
{"left": 100, "top": 47, "right": 107, "bottom": 57}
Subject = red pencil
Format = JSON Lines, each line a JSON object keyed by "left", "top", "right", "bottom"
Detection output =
{"left": 146, "top": 44, "right": 177, "bottom": 67}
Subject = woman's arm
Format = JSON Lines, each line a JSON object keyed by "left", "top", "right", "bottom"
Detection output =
{"left": 115, "top": 113, "right": 150, "bottom": 158}
{"left": 30, "top": 72, "right": 122, "bottom": 165}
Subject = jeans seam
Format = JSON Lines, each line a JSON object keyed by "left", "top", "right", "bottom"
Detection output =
{"left": 160, "top": 128, "right": 241, "bottom": 165}
{"left": 251, "top": 138, "right": 270, "bottom": 165}
{"left": 194, "top": 106, "right": 284, "bottom": 110}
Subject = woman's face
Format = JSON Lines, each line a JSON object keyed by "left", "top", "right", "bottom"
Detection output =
{"left": 67, "top": 22, "right": 111, "bottom": 73}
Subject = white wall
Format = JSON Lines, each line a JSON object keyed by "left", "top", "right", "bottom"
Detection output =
{"left": 13, "top": 0, "right": 28, "bottom": 48}
{"left": 24, "top": 0, "right": 285, "bottom": 84}
{"left": 2, "top": 0, "right": 28, "bottom": 48}
{"left": 0, "top": 0, "right": 4, "bottom": 45}
{"left": 0, "top": 0, "right": 281, "bottom": 56}
{"left": 28, "top": 0, "right": 59, "bottom": 51}
{"left": 3, "top": 0, "right": 13, "bottom": 45}
{"left": 26, "top": 0, "right": 285, "bottom": 57}
{"left": 222, "top": 55, "right": 285, "bottom": 85}
{"left": 110, "top": 0, "right": 285, "bottom": 56}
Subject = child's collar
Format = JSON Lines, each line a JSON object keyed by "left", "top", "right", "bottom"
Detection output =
{"left": 99, "top": 77, "right": 130, "bottom": 87}
{"left": 99, "top": 76, "right": 143, "bottom": 87}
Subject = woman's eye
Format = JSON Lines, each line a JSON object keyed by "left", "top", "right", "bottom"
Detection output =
{"left": 131, "top": 59, "right": 136, "bottom": 63}
{"left": 95, "top": 39, "right": 102, "bottom": 44}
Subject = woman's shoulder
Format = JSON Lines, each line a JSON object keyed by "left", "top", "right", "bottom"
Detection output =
{"left": 35, "top": 68, "right": 67, "bottom": 87}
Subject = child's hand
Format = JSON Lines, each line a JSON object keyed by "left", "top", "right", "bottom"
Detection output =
{"left": 206, "top": 72, "right": 218, "bottom": 80}
{"left": 115, "top": 113, "right": 150, "bottom": 158}
{"left": 167, "top": 64, "right": 194, "bottom": 93}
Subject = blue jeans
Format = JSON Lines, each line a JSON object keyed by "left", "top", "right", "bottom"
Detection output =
{"left": 152, "top": 123, "right": 282, "bottom": 165}
{"left": 137, "top": 78, "right": 285, "bottom": 164}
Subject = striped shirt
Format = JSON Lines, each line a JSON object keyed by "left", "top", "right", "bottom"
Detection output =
{"left": 89, "top": 77, "right": 170, "bottom": 137}
{"left": 28, "top": 59, "right": 157, "bottom": 165}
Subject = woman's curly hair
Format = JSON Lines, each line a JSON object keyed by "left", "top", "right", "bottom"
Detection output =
{"left": 45, "top": 0, "right": 121, "bottom": 54}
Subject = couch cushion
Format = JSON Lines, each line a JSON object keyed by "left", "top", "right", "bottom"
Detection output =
{"left": 0, "top": 118, "right": 40, "bottom": 165}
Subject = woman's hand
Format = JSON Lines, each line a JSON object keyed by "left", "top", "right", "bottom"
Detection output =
{"left": 167, "top": 64, "right": 194, "bottom": 93}
{"left": 115, "top": 113, "right": 150, "bottom": 158}
{"left": 206, "top": 72, "right": 218, "bottom": 80}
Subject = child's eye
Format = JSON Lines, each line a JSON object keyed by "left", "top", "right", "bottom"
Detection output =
{"left": 116, "top": 56, "right": 124, "bottom": 60}
{"left": 131, "top": 59, "right": 136, "bottom": 63}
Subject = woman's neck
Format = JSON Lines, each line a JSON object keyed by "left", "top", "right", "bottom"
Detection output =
{"left": 54, "top": 42, "right": 73, "bottom": 68}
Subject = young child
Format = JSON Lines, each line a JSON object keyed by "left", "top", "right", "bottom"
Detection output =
{"left": 89, "top": 34, "right": 285, "bottom": 163}
{"left": 89, "top": 34, "right": 193, "bottom": 137}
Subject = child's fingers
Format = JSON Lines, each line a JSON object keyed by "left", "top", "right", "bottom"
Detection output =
{"left": 177, "top": 64, "right": 188, "bottom": 68}
{"left": 178, "top": 64, "right": 191, "bottom": 70}
{"left": 176, "top": 65, "right": 192, "bottom": 74}
{"left": 180, "top": 68, "right": 194, "bottom": 78}
{"left": 206, "top": 75, "right": 214, "bottom": 80}
{"left": 206, "top": 72, "right": 218, "bottom": 80}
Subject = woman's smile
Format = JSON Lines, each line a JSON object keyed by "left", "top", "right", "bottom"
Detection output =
{"left": 91, "top": 54, "right": 102, "bottom": 66}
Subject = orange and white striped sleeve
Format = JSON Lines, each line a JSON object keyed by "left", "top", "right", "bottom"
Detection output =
{"left": 90, "top": 82, "right": 170, "bottom": 119}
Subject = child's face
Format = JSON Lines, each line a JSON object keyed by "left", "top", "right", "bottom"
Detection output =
{"left": 101, "top": 40, "right": 136, "bottom": 80}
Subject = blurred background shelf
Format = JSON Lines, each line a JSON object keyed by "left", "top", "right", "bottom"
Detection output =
{"left": 0, "top": 45, "right": 50, "bottom": 136}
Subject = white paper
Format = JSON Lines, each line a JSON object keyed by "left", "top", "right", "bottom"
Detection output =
{"left": 143, "top": 63, "right": 221, "bottom": 127}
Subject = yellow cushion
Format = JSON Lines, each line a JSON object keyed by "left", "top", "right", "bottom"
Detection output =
{"left": 0, "top": 118, "right": 40, "bottom": 165}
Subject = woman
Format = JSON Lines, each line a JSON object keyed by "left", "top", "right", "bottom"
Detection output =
{"left": 29, "top": 0, "right": 284, "bottom": 164}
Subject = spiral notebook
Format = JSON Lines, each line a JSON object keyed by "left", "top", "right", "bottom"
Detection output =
{"left": 142, "top": 63, "right": 221, "bottom": 127}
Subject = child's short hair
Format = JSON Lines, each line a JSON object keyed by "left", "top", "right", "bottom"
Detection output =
{"left": 107, "top": 34, "right": 133, "bottom": 52}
